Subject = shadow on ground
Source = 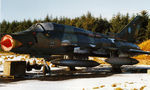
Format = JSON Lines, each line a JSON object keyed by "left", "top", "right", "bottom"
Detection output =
{"left": 1, "top": 65, "right": 149, "bottom": 84}
{"left": 0, "top": 69, "right": 113, "bottom": 84}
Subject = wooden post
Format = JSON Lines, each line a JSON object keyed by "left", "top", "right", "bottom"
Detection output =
{"left": 147, "top": 69, "right": 150, "bottom": 74}
{"left": 4, "top": 61, "right": 26, "bottom": 77}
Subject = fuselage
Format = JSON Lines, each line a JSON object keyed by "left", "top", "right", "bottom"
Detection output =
{"left": 1, "top": 23, "right": 139, "bottom": 58}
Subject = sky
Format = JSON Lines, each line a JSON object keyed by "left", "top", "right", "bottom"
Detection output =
{"left": 1, "top": 0, "right": 150, "bottom": 22}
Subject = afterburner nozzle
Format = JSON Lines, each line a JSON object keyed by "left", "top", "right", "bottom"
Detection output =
{"left": 0, "top": 35, "right": 22, "bottom": 51}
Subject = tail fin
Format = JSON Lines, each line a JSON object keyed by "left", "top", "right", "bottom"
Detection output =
{"left": 115, "top": 16, "right": 142, "bottom": 42}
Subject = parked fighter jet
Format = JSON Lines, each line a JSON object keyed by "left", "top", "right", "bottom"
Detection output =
{"left": 0, "top": 16, "right": 150, "bottom": 73}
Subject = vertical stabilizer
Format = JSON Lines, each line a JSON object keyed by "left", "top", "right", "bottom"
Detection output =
{"left": 115, "top": 16, "right": 142, "bottom": 42}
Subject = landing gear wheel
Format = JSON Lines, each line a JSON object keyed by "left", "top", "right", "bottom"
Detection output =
{"left": 111, "top": 65, "right": 122, "bottom": 73}
{"left": 34, "top": 64, "right": 42, "bottom": 70}
{"left": 43, "top": 64, "right": 51, "bottom": 75}
{"left": 26, "top": 62, "right": 32, "bottom": 71}
{"left": 69, "top": 67, "right": 76, "bottom": 71}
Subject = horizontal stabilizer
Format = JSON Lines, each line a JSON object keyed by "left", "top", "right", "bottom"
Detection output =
{"left": 129, "top": 49, "right": 150, "bottom": 54}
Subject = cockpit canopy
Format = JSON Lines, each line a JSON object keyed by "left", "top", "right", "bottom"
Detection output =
{"left": 39, "top": 23, "right": 54, "bottom": 31}
{"left": 13, "top": 23, "right": 55, "bottom": 35}
{"left": 33, "top": 23, "right": 55, "bottom": 32}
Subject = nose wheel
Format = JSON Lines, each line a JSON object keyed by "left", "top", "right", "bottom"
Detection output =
{"left": 43, "top": 64, "right": 51, "bottom": 75}
{"left": 69, "top": 66, "right": 76, "bottom": 71}
{"left": 43, "top": 59, "right": 51, "bottom": 75}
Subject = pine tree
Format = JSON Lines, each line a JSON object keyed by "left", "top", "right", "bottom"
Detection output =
{"left": 146, "top": 19, "right": 150, "bottom": 39}
{"left": 137, "top": 10, "right": 149, "bottom": 42}
{"left": 110, "top": 13, "right": 129, "bottom": 33}
{"left": 1, "top": 20, "right": 9, "bottom": 33}
{"left": 94, "top": 16, "right": 111, "bottom": 34}
{"left": 44, "top": 14, "right": 53, "bottom": 22}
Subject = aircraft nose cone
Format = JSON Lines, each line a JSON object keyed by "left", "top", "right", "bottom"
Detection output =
{"left": 0, "top": 38, "right": 12, "bottom": 48}
{"left": 0, "top": 35, "right": 22, "bottom": 51}
{"left": 0, "top": 35, "right": 14, "bottom": 51}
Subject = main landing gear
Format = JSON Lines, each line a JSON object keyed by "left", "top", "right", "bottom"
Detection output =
{"left": 111, "top": 65, "right": 122, "bottom": 73}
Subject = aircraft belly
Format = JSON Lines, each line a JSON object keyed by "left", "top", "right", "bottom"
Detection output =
{"left": 95, "top": 38, "right": 115, "bottom": 49}
{"left": 92, "top": 51, "right": 107, "bottom": 55}
{"left": 47, "top": 45, "right": 77, "bottom": 55}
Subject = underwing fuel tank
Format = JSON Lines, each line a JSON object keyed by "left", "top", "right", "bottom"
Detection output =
{"left": 105, "top": 57, "right": 139, "bottom": 65}
{"left": 51, "top": 59, "right": 100, "bottom": 67}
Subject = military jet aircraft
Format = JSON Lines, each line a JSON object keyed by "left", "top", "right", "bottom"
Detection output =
{"left": 0, "top": 16, "right": 150, "bottom": 73}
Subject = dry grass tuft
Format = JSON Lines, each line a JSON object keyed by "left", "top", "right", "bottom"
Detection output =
{"left": 134, "top": 39, "right": 150, "bottom": 65}
{"left": 93, "top": 86, "right": 99, "bottom": 89}
{"left": 114, "top": 87, "right": 123, "bottom": 90}
{"left": 139, "top": 40, "right": 150, "bottom": 51}
{"left": 112, "top": 83, "right": 117, "bottom": 87}
{"left": 100, "top": 85, "right": 105, "bottom": 88}
{"left": 140, "top": 85, "right": 146, "bottom": 90}
{"left": 131, "top": 88, "right": 138, "bottom": 90}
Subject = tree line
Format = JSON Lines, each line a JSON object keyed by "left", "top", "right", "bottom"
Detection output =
{"left": 0, "top": 10, "right": 150, "bottom": 44}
